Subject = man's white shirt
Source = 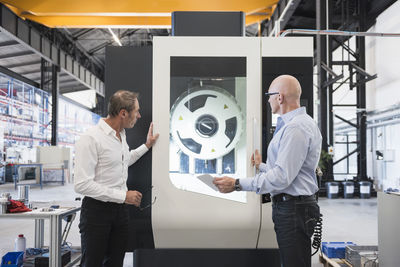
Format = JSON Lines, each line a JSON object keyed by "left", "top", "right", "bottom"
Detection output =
{"left": 74, "top": 119, "right": 148, "bottom": 203}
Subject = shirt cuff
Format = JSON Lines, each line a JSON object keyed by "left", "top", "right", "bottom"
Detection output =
{"left": 239, "top": 177, "right": 256, "bottom": 192}
{"left": 259, "top": 163, "right": 268, "bottom": 172}
{"left": 137, "top": 144, "right": 149, "bottom": 156}
{"left": 112, "top": 189, "right": 127, "bottom": 204}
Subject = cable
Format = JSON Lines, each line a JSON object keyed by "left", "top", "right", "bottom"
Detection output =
{"left": 62, "top": 242, "right": 79, "bottom": 253}
{"left": 25, "top": 247, "right": 49, "bottom": 256}
{"left": 255, "top": 194, "right": 263, "bottom": 249}
{"left": 363, "top": 256, "right": 378, "bottom": 267}
{"left": 311, "top": 213, "right": 323, "bottom": 256}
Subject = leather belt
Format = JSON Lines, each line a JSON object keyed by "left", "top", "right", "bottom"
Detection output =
{"left": 272, "top": 193, "right": 315, "bottom": 203}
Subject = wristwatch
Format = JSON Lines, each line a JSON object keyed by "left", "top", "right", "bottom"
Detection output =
{"left": 234, "top": 179, "right": 242, "bottom": 191}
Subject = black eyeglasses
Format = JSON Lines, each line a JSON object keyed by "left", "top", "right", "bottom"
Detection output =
{"left": 265, "top": 92, "right": 279, "bottom": 98}
{"left": 139, "top": 186, "right": 157, "bottom": 211}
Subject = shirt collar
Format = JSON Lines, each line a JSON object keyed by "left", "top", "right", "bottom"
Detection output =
{"left": 280, "top": 106, "right": 306, "bottom": 125}
{"left": 98, "top": 119, "right": 126, "bottom": 137}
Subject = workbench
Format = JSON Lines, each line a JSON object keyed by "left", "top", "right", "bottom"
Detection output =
{"left": 0, "top": 206, "right": 81, "bottom": 267}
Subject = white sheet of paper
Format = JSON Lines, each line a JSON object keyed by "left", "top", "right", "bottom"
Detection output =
{"left": 197, "top": 174, "right": 219, "bottom": 191}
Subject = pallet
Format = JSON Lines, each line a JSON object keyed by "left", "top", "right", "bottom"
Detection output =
{"left": 319, "top": 253, "right": 352, "bottom": 267}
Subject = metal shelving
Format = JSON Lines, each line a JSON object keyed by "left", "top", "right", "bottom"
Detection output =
{"left": 0, "top": 73, "right": 50, "bottom": 151}
{"left": 0, "top": 72, "right": 100, "bottom": 184}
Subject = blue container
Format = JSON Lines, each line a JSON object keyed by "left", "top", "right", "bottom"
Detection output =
{"left": 322, "top": 242, "right": 356, "bottom": 258}
{"left": 1, "top": 251, "right": 24, "bottom": 267}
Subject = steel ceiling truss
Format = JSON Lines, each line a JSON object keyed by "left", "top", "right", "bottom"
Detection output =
{"left": 0, "top": 3, "right": 105, "bottom": 97}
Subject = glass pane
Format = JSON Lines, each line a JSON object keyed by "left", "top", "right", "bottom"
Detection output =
{"left": 169, "top": 57, "right": 247, "bottom": 203}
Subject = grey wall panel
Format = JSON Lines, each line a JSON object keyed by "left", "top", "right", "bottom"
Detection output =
{"left": 1, "top": 6, "right": 16, "bottom": 35}
{"left": 51, "top": 44, "right": 58, "bottom": 64}
{"left": 80, "top": 65, "right": 85, "bottom": 81}
{"left": 60, "top": 51, "right": 65, "bottom": 69}
{"left": 41, "top": 39, "right": 51, "bottom": 58}
{"left": 95, "top": 77, "right": 99, "bottom": 91}
{"left": 84, "top": 69, "right": 90, "bottom": 84}
{"left": 73, "top": 61, "right": 79, "bottom": 76}
{"left": 30, "top": 30, "right": 41, "bottom": 52}
{"left": 105, "top": 46, "right": 154, "bottom": 251}
{"left": 66, "top": 55, "right": 73, "bottom": 73}
{"left": 172, "top": 11, "right": 244, "bottom": 36}
{"left": 90, "top": 73, "right": 94, "bottom": 87}
{"left": 17, "top": 19, "right": 29, "bottom": 44}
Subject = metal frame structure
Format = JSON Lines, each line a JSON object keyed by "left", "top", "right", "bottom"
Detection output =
{"left": 323, "top": 0, "right": 373, "bottom": 181}
{"left": 0, "top": 4, "right": 105, "bottom": 97}
{"left": 261, "top": 0, "right": 396, "bottom": 186}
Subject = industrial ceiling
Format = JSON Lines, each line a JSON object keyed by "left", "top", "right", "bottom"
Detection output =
{"left": 2, "top": 0, "right": 278, "bottom": 28}
{"left": 0, "top": 0, "right": 397, "bottom": 109}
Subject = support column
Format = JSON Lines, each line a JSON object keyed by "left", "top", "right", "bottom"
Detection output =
{"left": 327, "top": 0, "right": 335, "bottom": 178}
{"left": 34, "top": 219, "right": 44, "bottom": 248}
{"left": 317, "top": 0, "right": 328, "bottom": 152}
{"left": 49, "top": 215, "right": 62, "bottom": 267}
{"left": 356, "top": 0, "right": 367, "bottom": 180}
{"left": 51, "top": 64, "right": 60, "bottom": 146}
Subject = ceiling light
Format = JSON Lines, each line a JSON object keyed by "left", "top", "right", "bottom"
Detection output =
{"left": 108, "top": 28, "right": 122, "bottom": 46}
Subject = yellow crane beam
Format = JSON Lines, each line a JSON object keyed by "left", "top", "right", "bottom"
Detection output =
{"left": 2, "top": 0, "right": 278, "bottom": 27}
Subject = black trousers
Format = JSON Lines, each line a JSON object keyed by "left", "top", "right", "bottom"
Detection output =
{"left": 272, "top": 196, "right": 320, "bottom": 267}
{"left": 79, "top": 197, "right": 129, "bottom": 267}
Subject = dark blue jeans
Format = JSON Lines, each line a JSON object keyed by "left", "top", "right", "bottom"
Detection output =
{"left": 79, "top": 197, "right": 129, "bottom": 267}
{"left": 272, "top": 197, "right": 320, "bottom": 267}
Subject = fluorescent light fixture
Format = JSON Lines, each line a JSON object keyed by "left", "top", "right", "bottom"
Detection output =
{"left": 63, "top": 89, "right": 97, "bottom": 109}
{"left": 108, "top": 28, "right": 122, "bottom": 46}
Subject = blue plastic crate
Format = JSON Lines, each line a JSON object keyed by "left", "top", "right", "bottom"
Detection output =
{"left": 322, "top": 242, "right": 356, "bottom": 258}
{"left": 1, "top": 251, "right": 24, "bottom": 267}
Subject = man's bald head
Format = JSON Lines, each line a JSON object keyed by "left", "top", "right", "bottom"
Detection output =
{"left": 269, "top": 75, "right": 302, "bottom": 100}
{"left": 268, "top": 75, "right": 302, "bottom": 114}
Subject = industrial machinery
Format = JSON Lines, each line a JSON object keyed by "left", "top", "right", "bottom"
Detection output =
{"left": 105, "top": 36, "right": 313, "bottom": 267}
{"left": 152, "top": 36, "right": 313, "bottom": 249}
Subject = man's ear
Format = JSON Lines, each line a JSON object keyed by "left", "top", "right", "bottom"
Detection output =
{"left": 278, "top": 94, "right": 283, "bottom": 104}
{"left": 120, "top": 109, "right": 126, "bottom": 118}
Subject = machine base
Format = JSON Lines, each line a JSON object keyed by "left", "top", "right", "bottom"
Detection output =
{"left": 133, "top": 248, "right": 281, "bottom": 267}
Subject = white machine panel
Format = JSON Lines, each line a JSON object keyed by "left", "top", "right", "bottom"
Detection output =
{"left": 152, "top": 37, "right": 268, "bottom": 248}
{"left": 257, "top": 37, "right": 314, "bottom": 248}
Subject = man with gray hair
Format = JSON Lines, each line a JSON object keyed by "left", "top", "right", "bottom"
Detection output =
{"left": 74, "top": 90, "right": 159, "bottom": 266}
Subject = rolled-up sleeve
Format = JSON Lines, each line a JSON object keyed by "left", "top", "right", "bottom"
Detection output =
{"left": 240, "top": 126, "right": 309, "bottom": 194}
{"left": 74, "top": 135, "right": 126, "bottom": 203}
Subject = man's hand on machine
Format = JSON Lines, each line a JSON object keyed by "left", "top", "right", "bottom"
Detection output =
{"left": 251, "top": 149, "right": 261, "bottom": 169}
{"left": 125, "top": 190, "right": 142, "bottom": 206}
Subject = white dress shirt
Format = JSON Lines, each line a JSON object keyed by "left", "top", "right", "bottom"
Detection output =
{"left": 74, "top": 119, "right": 148, "bottom": 203}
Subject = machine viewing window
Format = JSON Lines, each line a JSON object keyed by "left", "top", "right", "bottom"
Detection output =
{"left": 169, "top": 57, "right": 247, "bottom": 202}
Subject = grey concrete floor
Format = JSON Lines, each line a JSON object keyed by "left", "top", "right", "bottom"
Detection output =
{"left": 0, "top": 182, "right": 378, "bottom": 266}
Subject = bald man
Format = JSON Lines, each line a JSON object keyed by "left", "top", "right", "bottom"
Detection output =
{"left": 214, "top": 75, "right": 322, "bottom": 267}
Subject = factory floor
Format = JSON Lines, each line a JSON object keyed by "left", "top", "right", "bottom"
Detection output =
{"left": 0, "top": 182, "right": 377, "bottom": 266}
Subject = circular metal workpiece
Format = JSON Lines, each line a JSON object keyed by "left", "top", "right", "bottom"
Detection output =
{"left": 170, "top": 85, "right": 244, "bottom": 159}
{"left": 195, "top": 114, "right": 219, "bottom": 138}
